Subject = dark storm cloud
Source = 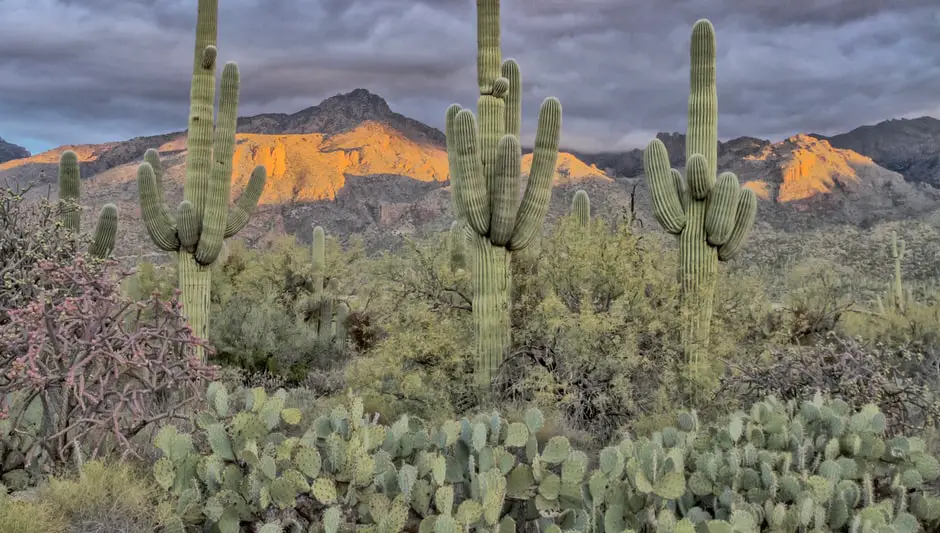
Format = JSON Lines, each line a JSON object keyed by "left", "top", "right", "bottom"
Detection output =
{"left": 2, "top": 0, "right": 939, "bottom": 154}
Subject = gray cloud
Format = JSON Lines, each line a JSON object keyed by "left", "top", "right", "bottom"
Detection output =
{"left": 2, "top": 0, "right": 939, "bottom": 154}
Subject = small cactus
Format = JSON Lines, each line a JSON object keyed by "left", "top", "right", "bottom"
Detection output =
{"left": 302, "top": 225, "right": 348, "bottom": 349}
{"left": 570, "top": 189, "right": 590, "bottom": 227}
{"left": 890, "top": 231, "right": 906, "bottom": 312}
{"left": 57, "top": 150, "right": 118, "bottom": 259}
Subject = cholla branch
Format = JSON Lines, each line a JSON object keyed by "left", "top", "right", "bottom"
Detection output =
{"left": 0, "top": 256, "right": 218, "bottom": 465}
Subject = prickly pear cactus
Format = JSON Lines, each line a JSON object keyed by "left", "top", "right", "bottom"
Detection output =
{"left": 57, "top": 150, "right": 118, "bottom": 259}
{"left": 446, "top": 0, "right": 563, "bottom": 386}
{"left": 642, "top": 20, "right": 757, "bottom": 380}
{"left": 148, "top": 390, "right": 940, "bottom": 533}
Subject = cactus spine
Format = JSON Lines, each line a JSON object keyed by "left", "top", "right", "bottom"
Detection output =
{"left": 642, "top": 20, "right": 757, "bottom": 378}
{"left": 57, "top": 151, "right": 118, "bottom": 259}
{"left": 135, "top": 0, "right": 266, "bottom": 360}
{"left": 890, "top": 231, "right": 906, "bottom": 312}
{"left": 571, "top": 189, "right": 590, "bottom": 226}
{"left": 446, "top": 0, "right": 562, "bottom": 386}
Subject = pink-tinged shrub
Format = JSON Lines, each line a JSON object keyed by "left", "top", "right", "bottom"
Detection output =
{"left": 0, "top": 256, "right": 217, "bottom": 486}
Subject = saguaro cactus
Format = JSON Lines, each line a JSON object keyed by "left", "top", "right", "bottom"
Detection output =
{"left": 642, "top": 20, "right": 757, "bottom": 374}
{"left": 890, "top": 231, "right": 906, "bottom": 312}
{"left": 306, "top": 226, "right": 347, "bottom": 348}
{"left": 135, "top": 0, "right": 266, "bottom": 360}
{"left": 571, "top": 189, "right": 590, "bottom": 226}
{"left": 57, "top": 150, "right": 118, "bottom": 259}
{"left": 446, "top": 0, "right": 563, "bottom": 386}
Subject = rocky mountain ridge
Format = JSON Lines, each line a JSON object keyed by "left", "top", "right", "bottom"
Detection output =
{"left": 1, "top": 89, "right": 938, "bottom": 258}
{"left": 0, "top": 137, "right": 30, "bottom": 164}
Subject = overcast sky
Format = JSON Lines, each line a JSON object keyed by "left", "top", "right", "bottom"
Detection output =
{"left": 3, "top": 0, "right": 939, "bottom": 154}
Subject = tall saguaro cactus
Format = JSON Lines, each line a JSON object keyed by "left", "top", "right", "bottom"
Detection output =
{"left": 136, "top": 0, "right": 266, "bottom": 360}
{"left": 57, "top": 150, "right": 118, "bottom": 259}
{"left": 446, "top": 0, "right": 563, "bottom": 386}
{"left": 642, "top": 20, "right": 757, "bottom": 375}
{"left": 571, "top": 189, "right": 590, "bottom": 226}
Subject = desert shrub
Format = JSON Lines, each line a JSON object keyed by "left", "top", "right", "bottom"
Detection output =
{"left": 209, "top": 236, "right": 362, "bottom": 381}
{"left": 0, "top": 185, "right": 85, "bottom": 319}
{"left": 715, "top": 334, "right": 940, "bottom": 433}
{"left": 0, "top": 257, "right": 215, "bottom": 489}
{"left": 0, "top": 488, "right": 66, "bottom": 533}
{"left": 841, "top": 291, "right": 940, "bottom": 362}
{"left": 498, "top": 216, "right": 772, "bottom": 439}
{"left": 345, "top": 235, "right": 476, "bottom": 423}
{"left": 776, "top": 258, "right": 858, "bottom": 342}
{"left": 121, "top": 258, "right": 177, "bottom": 302}
{"left": 40, "top": 459, "right": 168, "bottom": 533}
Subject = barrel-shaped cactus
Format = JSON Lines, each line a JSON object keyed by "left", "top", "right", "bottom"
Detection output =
{"left": 135, "top": 0, "right": 266, "bottom": 359}
{"left": 446, "top": 0, "right": 562, "bottom": 386}
{"left": 642, "top": 20, "right": 757, "bottom": 377}
{"left": 57, "top": 150, "right": 118, "bottom": 259}
{"left": 571, "top": 189, "right": 590, "bottom": 227}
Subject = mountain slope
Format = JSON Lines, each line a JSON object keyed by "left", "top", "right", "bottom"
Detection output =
{"left": 0, "top": 138, "right": 30, "bottom": 164}
{"left": 811, "top": 117, "right": 940, "bottom": 187}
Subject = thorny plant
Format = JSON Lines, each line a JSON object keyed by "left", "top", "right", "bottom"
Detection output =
{"left": 0, "top": 256, "right": 217, "bottom": 467}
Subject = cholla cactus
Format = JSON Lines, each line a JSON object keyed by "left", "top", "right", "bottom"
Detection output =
{"left": 642, "top": 20, "right": 757, "bottom": 378}
{"left": 571, "top": 189, "right": 590, "bottom": 226}
{"left": 446, "top": 0, "right": 563, "bottom": 386}
{"left": 135, "top": 0, "right": 266, "bottom": 359}
{"left": 57, "top": 150, "right": 117, "bottom": 259}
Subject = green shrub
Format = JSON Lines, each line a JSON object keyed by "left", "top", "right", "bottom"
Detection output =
{"left": 207, "top": 236, "right": 364, "bottom": 382}
{"left": 0, "top": 487, "right": 66, "bottom": 533}
{"left": 501, "top": 216, "right": 772, "bottom": 439}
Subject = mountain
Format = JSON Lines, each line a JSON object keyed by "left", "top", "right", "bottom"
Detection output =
{"left": 810, "top": 117, "right": 940, "bottom": 188}
{"left": 575, "top": 132, "right": 940, "bottom": 229}
{"left": 0, "top": 89, "right": 613, "bottom": 257}
{"left": 2, "top": 88, "right": 939, "bottom": 264}
{"left": 0, "top": 138, "right": 30, "bottom": 164}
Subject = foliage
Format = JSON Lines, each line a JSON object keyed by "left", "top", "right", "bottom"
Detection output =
{"left": 0, "top": 459, "right": 167, "bottom": 533}
{"left": 0, "top": 487, "right": 67, "bottom": 533}
{"left": 0, "top": 256, "right": 215, "bottom": 489}
{"left": 209, "top": 235, "right": 363, "bottom": 383}
{"left": 43, "top": 459, "right": 169, "bottom": 532}
{"left": 348, "top": 215, "right": 772, "bottom": 439}
{"left": 345, "top": 235, "right": 476, "bottom": 424}
{"left": 0, "top": 185, "right": 84, "bottom": 320}
{"left": 716, "top": 335, "right": 940, "bottom": 434}
{"left": 506, "top": 215, "right": 771, "bottom": 440}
